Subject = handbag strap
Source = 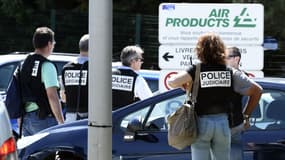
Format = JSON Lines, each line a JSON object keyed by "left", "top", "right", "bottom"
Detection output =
{"left": 188, "top": 63, "right": 200, "bottom": 103}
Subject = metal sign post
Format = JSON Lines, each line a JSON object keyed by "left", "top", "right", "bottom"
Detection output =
{"left": 88, "top": 0, "right": 112, "bottom": 159}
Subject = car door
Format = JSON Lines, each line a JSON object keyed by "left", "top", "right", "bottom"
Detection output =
{"left": 243, "top": 88, "right": 285, "bottom": 158}
{"left": 113, "top": 93, "right": 192, "bottom": 160}
{"left": 0, "top": 62, "right": 20, "bottom": 94}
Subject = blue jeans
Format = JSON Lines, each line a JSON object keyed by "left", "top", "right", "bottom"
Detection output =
{"left": 191, "top": 114, "right": 231, "bottom": 160}
{"left": 230, "top": 124, "right": 244, "bottom": 160}
{"left": 22, "top": 111, "right": 57, "bottom": 136}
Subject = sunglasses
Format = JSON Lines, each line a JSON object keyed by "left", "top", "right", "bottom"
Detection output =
{"left": 226, "top": 55, "right": 239, "bottom": 59}
{"left": 135, "top": 57, "right": 144, "bottom": 62}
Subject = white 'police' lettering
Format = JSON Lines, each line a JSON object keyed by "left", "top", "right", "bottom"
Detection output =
{"left": 112, "top": 75, "right": 134, "bottom": 91}
{"left": 64, "top": 70, "right": 88, "bottom": 86}
{"left": 31, "top": 61, "right": 40, "bottom": 77}
{"left": 200, "top": 71, "right": 231, "bottom": 88}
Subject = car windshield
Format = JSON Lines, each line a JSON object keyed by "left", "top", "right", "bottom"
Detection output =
{"left": 0, "top": 63, "right": 18, "bottom": 92}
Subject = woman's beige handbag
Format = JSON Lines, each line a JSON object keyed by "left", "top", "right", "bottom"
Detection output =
{"left": 167, "top": 63, "right": 200, "bottom": 150}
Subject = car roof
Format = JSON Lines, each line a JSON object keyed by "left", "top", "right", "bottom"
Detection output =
{"left": 253, "top": 77, "right": 285, "bottom": 84}
{"left": 253, "top": 77, "right": 285, "bottom": 90}
{"left": 112, "top": 61, "right": 160, "bottom": 80}
{"left": 0, "top": 52, "right": 77, "bottom": 65}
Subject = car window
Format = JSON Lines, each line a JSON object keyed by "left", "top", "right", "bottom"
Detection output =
{"left": 249, "top": 89, "right": 285, "bottom": 130}
{"left": 120, "top": 106, "right": 151, "bottom": 130}
{"left": 0, "top": 62, "right": 19, "bottom": 91}
{"left": 120, "top": 93, "right": 186, "bottom": 132}
{"left": 145, "top": 94, "right": 185, "bottom": 131}
{"left": 145, "top": 79, "right": 158, "bottom": 92}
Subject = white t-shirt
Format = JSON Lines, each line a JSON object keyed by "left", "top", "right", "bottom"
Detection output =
{"left": 134, "top": 75, "right": 153, "bottom": 100}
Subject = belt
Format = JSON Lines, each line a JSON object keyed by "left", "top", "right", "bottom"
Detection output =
{"left": 27, "top": 109, "right": 53, "bottom": 117}
{"left": 197, "top": 104, "right": 227, "bottom": 116}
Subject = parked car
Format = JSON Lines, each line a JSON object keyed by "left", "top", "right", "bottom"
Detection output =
{"left": 0, "top": 52, "right": 77, "bottom": 98}
{"left": 17, "top": 78, "right": 285, "bottom": 160}
{"left": 0, "top": 100, "right": 18, "bottom": 160}
{"left": 0, "top": 53, "right": 158, "bottom": 97}
{"left": 0, "top": 52, "right": 159, "bottom": 134}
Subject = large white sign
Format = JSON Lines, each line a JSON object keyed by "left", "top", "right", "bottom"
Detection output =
{"left": 159, "top": 3, "right": 264, "bottom": 45}
{"left": 159, "top": 45, "right": 264, "bottom": 70}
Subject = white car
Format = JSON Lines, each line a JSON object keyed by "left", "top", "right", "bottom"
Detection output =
{"left": 0, "top": 100, "right": 18, "bottom": 160}
{"left": 0, "top": 52, "right": 77, "bottom": 99}
{"left": 0, "top": 52, "right": 77, "bottom": 132}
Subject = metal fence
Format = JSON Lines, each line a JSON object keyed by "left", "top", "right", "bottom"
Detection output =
{"left": 0, "top": 10, "right": 159, "bottom": 69}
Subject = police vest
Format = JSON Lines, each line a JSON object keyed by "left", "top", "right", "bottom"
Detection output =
{"left": 228, "top": 70, "right": 249, "bottom": 128}
{"left": 190, "top": 64, "right": 234, "bottom": 116}
{"left": 20, "top": 54, "right": 55, "bottom": 119}
{"left": 62, "top": 61, "right": 88, "bottom": 113}
{"left": 112, "top": 68, "right": 138, "bottom": 110}
{"left": 228, "top": 92, "right": 243, "bottom": 128}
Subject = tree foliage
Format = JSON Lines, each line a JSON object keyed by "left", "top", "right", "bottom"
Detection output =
{"left": 0, "top": 0, "right": 285, "bottom": 51}
{"left": 262, "top": 0, "right": 285, "bottom": 41}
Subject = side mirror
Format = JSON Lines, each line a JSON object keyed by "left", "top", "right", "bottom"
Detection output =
{"left": 123, "top": 118, "right": 143, "bottom": 142}
{"left": 124, "top": 118, "right": 158, "bottom": 143}
{"left": 126, "top": 118, "right": 143, "bottom": 132}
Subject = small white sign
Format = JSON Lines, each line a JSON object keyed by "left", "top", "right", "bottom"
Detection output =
{"left": 159, "top": 45, "right": 197, "bottom": 70}
{"left": 64, "top": 70, "right": 88, "bottom": 86}
{"left": 159, "top": 3, "right": 264, "bottom": 45}
{"left": 159, "top": 70, "right": 180, "bottom": 92}
{"left": 112, "top": 75, "right": 134, "bottom": 91}
{"left": 159, "top": 45, "right": 264, "bottom": 70}
{"left": 200, "top": 71, "right": 231, "bottom": 88}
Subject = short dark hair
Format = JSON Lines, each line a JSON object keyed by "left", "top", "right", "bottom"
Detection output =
{"left": 227, "top": 46, "right": 241, "bottom": 57}
{"left": 33, "top": 27, "right": 55, "bottom": 49}
{"left": 79, "top": 34, "right": 89, "bottom": 52}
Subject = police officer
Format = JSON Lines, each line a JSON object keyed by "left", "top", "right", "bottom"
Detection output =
{"left": 112, "top": 45, "right": 153, "bottom": 110}
{"left": 168, "top": 33, "right": 262, "bottom": 160}
{"left": 226, "top": 46, "right": 249, "bottom": 160}
{"left": 61, "top": 34, "right": 89, "bottom": 122}
{"left": 21, "top": 27, "right": 64, "bottom": 136}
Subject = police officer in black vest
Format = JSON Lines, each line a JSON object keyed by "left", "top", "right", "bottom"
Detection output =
{"left": 21, "top": 27, "right": 64, "bottom": 136}
{"left": 112, "top": 45, "right": 153, "bottom": 110}
{"left": 168, "top": 33, "right": 262, "bottom": 160}
{"left": 226, "top": 46, "right": 250, "bottom": 160}
{"left": 61, "top": 34, "right": 89, "bottom": 122}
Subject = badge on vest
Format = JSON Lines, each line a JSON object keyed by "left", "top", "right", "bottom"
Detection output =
{"left": 64, "top": 70, "right": 88, "bottom": 86}
{"left": 200, "top": 71, "right": 231, "bottom": 88}
{"left": 112, "top": 75, "right": 134, "bottom": 91}
{"left": 31, "top": 60, "right": 40, "bottom": 77}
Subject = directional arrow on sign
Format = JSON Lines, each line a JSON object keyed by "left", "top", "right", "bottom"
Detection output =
{"left": 162, "top": 52, "right": 174, "bottom": 61}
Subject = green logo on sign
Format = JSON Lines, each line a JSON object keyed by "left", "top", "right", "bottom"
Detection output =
{"left": 233, "top": 8, "right": 256, "bottom": 27}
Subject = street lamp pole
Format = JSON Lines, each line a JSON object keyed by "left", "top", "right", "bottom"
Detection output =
{"left": 88, "top": 0, "right": 112, "bottom": 159}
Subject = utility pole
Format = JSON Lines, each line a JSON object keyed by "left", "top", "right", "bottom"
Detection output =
{"left": 88, "top": 0, "right": 112, "bottom": 160}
